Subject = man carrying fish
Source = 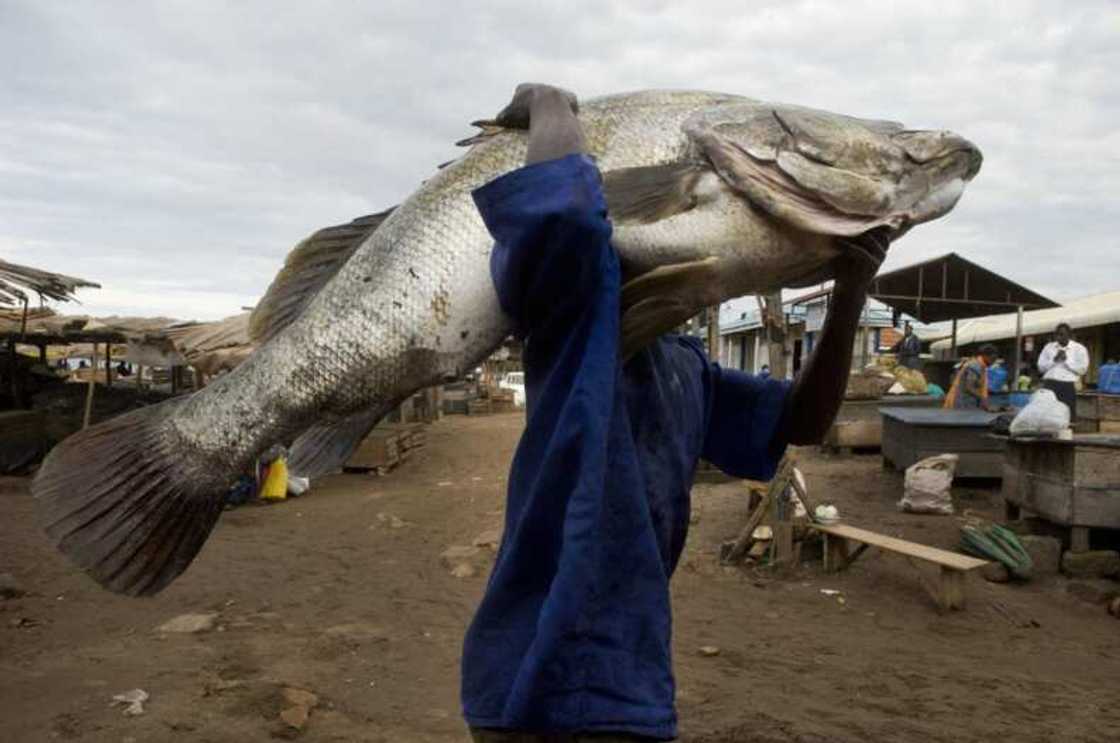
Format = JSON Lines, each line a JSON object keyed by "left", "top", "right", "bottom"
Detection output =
{"left": 32, "top": 75, "right": 980, "bottom": 737}
{"left": 462, "top": 83, "right": 890, "bottom": 742}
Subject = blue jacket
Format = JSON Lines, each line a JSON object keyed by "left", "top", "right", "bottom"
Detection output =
{"left": 462, "top": 154, "right": 789, "bottom": 739}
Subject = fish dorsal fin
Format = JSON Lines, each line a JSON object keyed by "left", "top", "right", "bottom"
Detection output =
{"left": 602, "top": 162, "right": 709, "bottom": 224}
{"left": 249, "top": 208, "right": 395, "bottom": 344}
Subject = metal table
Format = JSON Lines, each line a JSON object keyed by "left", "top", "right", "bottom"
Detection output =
{"left": 1001, "top": 434, "right": 1120, "bottom": 552}
{"left": 880, "top": 407, "right": 1004, "bottom": 478}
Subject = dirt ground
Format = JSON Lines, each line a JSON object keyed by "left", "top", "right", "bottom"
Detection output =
{"left": 2, "top": 413, "right": 1119, "bottom": 743}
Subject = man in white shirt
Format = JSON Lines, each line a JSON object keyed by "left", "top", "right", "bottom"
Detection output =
{"left": 1037, "top": 322, "right": 1089, "bottom": 420}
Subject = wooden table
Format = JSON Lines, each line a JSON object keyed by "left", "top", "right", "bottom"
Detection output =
{"left": 881, "top": 407, "right": 1005, "bottom": 478}
{"left": 1001, "top": 434, "right": 1120, "bottom": 552}
{"left": 823, "top": 395, "right": 939, "bottom": 450}
{"left": 1076, "top": 392, "right": 1120, "bottom": 434}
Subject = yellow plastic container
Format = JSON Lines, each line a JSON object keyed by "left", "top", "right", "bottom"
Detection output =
{"left": 260, "top": 457, "right": 289, "bottom": 501}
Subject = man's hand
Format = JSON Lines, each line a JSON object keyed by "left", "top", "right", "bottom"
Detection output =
{"left": 489, "top": 83, "right": 579, "bottom": 130}
{"left": 486, "top": 83, "right": 586, "bottom": 166}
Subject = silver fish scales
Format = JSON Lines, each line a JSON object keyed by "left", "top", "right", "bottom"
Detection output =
{"left": 32, "top": 90, "right": 981, "bottom": 595}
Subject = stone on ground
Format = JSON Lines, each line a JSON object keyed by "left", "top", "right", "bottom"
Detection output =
{"left": 1061, "top": 550, "right": 1120, "bottom": 579}
{"left": 1020, "top": 535, "right": 1061, "bottom": 576}
{"left": 472, "top": 529, "right": 502, "bottom": 551}
{"left": 440, "top": 545, "right": 481, "bottom": 567}
{"left": 0, "top": 572, "right": 25, "bottom": 600}
{"left": 449, "top": 562, "right": 477, "bottom": 579}
{"left": 1066, "top": 580, "right": 1120, "bottom": 606}
{"left": 981, "top": 562, "right": 1010, "bottom": 583}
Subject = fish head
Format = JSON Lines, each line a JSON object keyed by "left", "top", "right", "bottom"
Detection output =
{"left": 890, "top": 129, "right": 983, "bottom": 232}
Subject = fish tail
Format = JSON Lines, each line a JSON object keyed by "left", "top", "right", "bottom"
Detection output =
{"left": 288, "top": 404, "right": 393, "bottom": 479}
{"left": 32, "top": 398, "right": 229, "bottom": 596}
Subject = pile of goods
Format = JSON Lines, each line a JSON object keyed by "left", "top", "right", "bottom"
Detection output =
{"left": 844, "top": 356, "right": 929, "bottom": 400}
{"left": 959, "top": 517, "right": 1034, "bottom": 580}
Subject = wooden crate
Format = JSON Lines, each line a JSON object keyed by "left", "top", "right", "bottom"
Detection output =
{"left": 347, "top": 431, "right": 400, "bottom": 470}
{"left": 378, "top": 422, "right": 426, "bottom": 451}
{"left": 1077, "top": 393, "right": 1120, "bottom": 433}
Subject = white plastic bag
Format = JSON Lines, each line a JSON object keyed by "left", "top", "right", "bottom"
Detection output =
{"left": 1009, "top": 389, "right": 1070, "bottom": 437}
{"left": 899, "top": 454, "right": 958, "bottom": 515}
{"left": 287, "top": 475, "right": 310, "bottom": 497}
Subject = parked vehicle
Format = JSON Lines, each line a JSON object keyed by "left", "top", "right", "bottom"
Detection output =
{"left": 499, "top": 371, "right": 526, "bottom": 408}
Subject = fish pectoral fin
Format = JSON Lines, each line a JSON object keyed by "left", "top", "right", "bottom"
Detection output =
{"left": 619, "top": 257, "right": 724, "bottom": 359}
{"left": 620, "top": 296, "right": 701, "bottom": 361}
{"left": 287, "top": 405, "right": 394, "bottom": 479}
{"left": 688, "top": 125, "right": 887, "bottom": 237}
{"left": 620, "top": 256, "right": 721, "bottom": 310}
{"left": 249, "top": 208, "right": 395, "bottom": 345}
{"left": 602, "top": 162, "right": 709, "bottom": 224}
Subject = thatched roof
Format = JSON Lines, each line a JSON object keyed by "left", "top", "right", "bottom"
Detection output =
{"left": 2, "top": 307, "right": 257, "bottom": 375}
{"left": 161, "top": 313, "right": 254, "bottom": 375}
{"left": 0, "top": 258, "right": 100, "bottom": 306}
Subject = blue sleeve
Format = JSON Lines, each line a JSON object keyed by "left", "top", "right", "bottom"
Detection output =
{"left": 701, "top": 362, "right": 791, "bottom": 481}
{"left": 472, "top": 154, "right": 612, "bottom": 336}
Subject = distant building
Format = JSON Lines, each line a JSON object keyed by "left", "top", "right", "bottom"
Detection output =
{"left": 929, "top": 291, "right": 1120, "bottom": 385}
{"left": 714, "top": 290, "right": 940, "bottom": 378}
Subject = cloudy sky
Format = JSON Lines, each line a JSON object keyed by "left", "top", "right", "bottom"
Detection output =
{"left": 2, "top": 1, "right": 1117, "bottom": 321}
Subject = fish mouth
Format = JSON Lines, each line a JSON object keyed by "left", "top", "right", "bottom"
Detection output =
{"left": 894, "top": 130, "right": 983, "bottom": 182}
{"left": 889, "top": 130, "right": 982, "bottom": 234}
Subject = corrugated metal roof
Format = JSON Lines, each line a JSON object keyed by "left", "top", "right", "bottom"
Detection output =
{"left": 868, "top": 252, "right": 1057, "bottom": 322}
{"left": 930, "top": 291, "right": 1120, "bottom": 350}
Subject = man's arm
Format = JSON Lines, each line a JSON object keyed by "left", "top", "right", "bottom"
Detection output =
{"left": 1069, "top": 343, "right": 1090, "bottom": 376}
{"left": 776, "top": 229, "right": 889, "bottom": 445}
{"left": 1037, "top": 343, "right": 1055, "bottom": 373}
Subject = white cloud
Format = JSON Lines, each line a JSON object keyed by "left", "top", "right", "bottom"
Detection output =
{"left": 2, "top": 0, "right": 1117, "bottom": 320}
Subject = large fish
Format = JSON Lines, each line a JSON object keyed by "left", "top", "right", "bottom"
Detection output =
{"left": 32, "top": 90, "right": 981, "bottom": 595}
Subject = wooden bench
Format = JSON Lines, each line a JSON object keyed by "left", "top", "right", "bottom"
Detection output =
{"left": 810, "top": 523, "right": 989, "bottom": 610}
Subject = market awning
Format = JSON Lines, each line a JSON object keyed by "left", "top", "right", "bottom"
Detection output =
{"left": 868, "top": 253, "right": 1057, "bottom": 323}
{"left": 0, "top": 258, "right": 100, "bottom": 306}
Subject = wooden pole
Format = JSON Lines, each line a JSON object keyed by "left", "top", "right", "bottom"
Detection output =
{"left": 1012, "top": 305, "right": 1024, "bottom": 383}
{"left": 706, "top": 305, "right": 720, "bottom": 362}
{"left": 81, "top": 381, "right": 95, "bottom": 428}
{"left": 950, "top": 319, "right": 958, "bottom": 358}
{"left": 763, "top": 291, "right": 787, "bottom": 379}
{"left": 105, "top": 342, "right": 113, "bottom": 388}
